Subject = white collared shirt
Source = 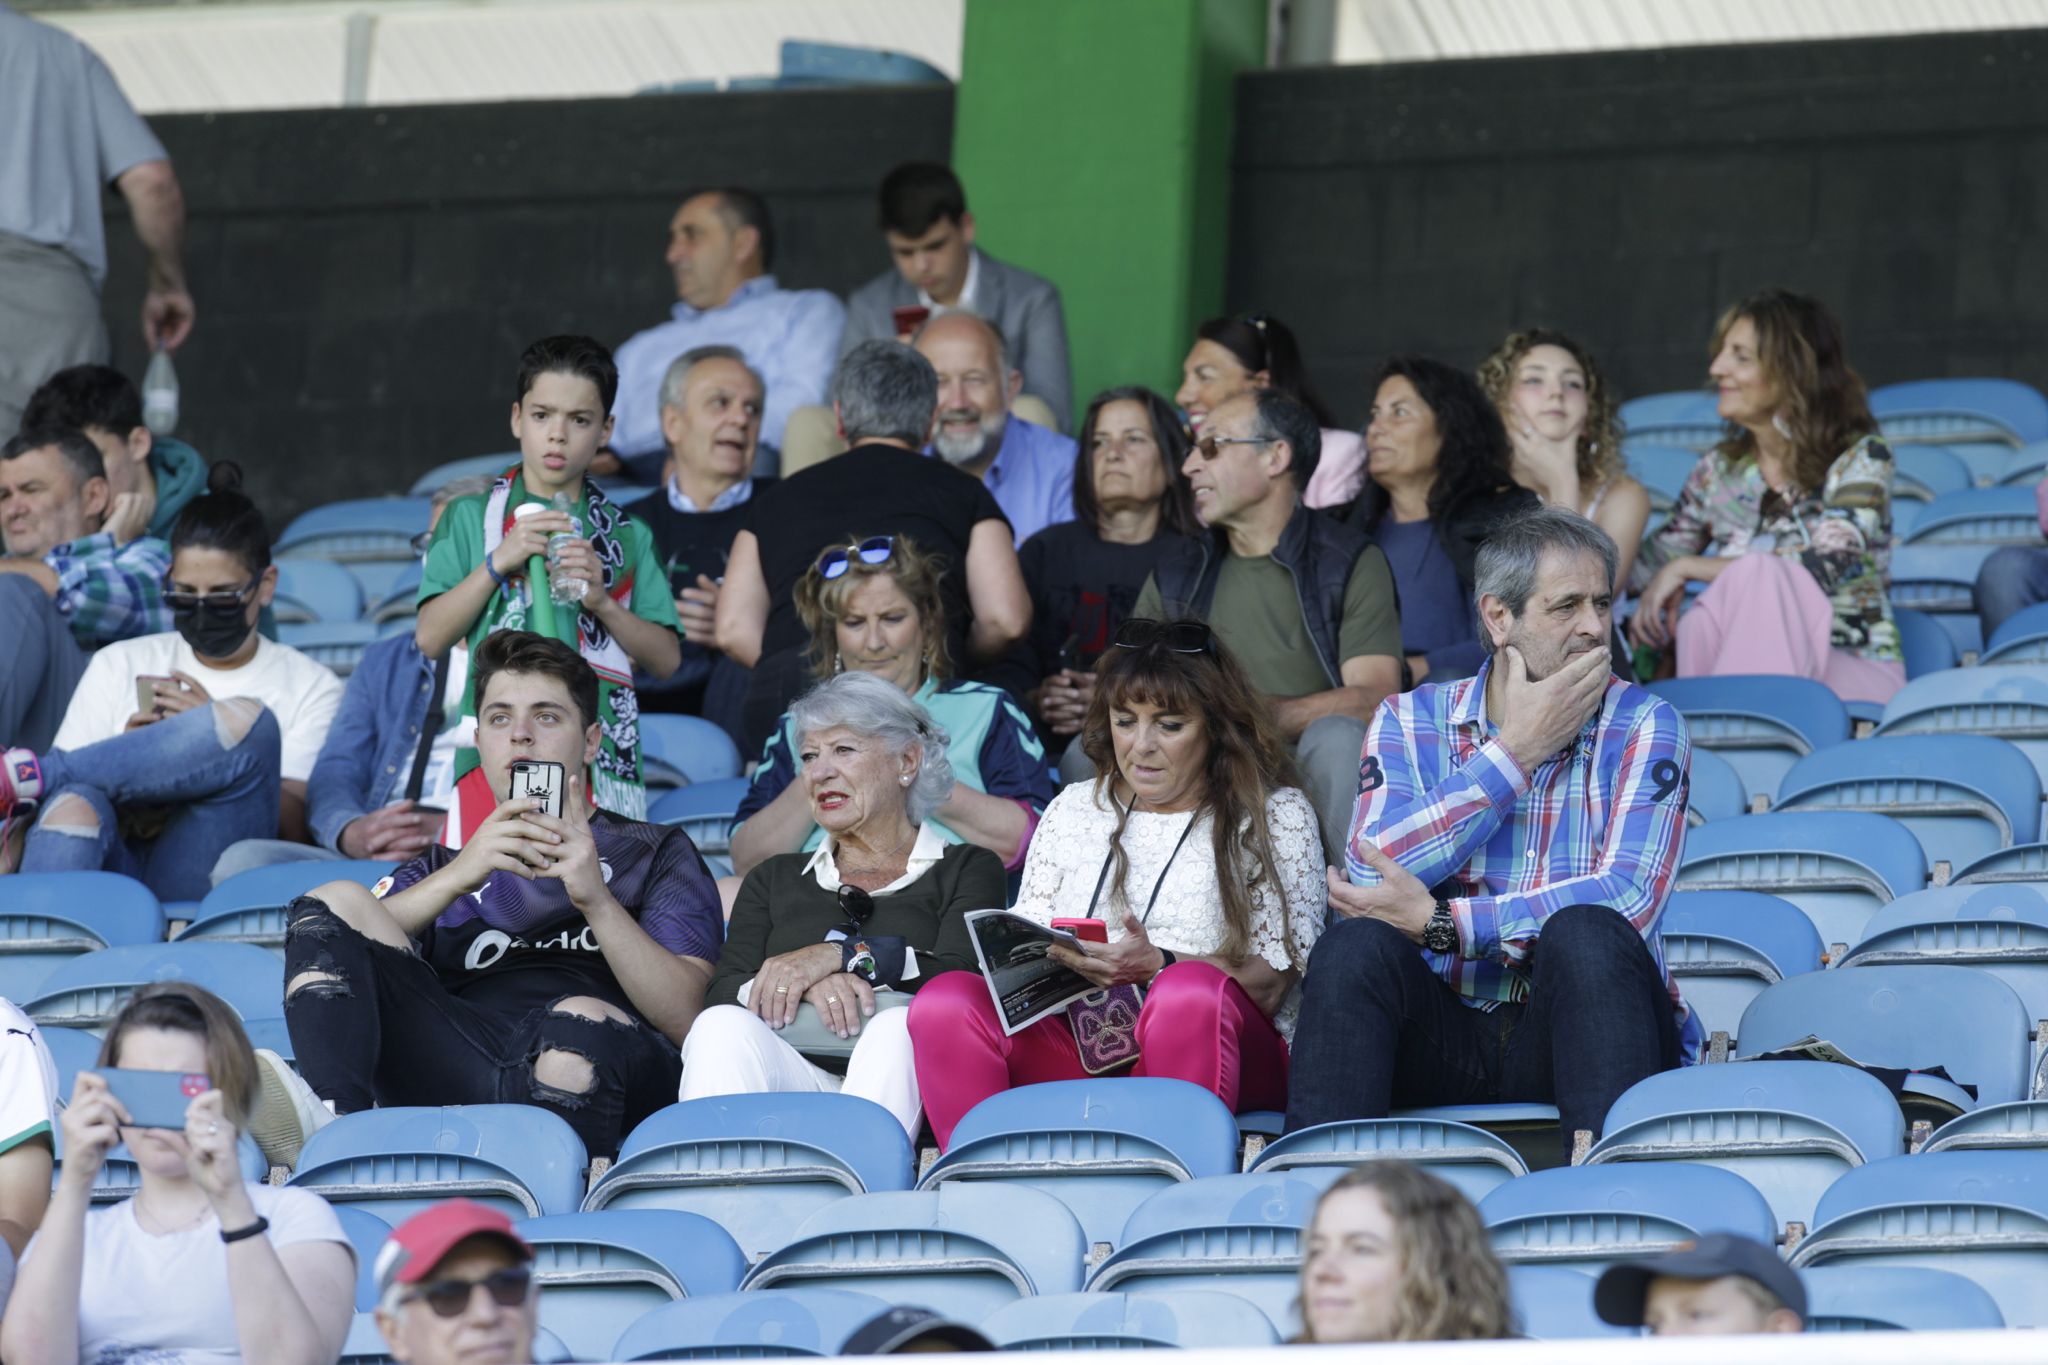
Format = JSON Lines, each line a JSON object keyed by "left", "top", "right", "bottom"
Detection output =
{"left": 666, "top": 476, "right": 754, "bottom": 516}
{"left": 917, "top": 249, "right": 982, "bottom": 313}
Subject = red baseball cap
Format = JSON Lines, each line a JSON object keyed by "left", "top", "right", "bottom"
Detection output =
{"left": 372, "top": 1199, "right": 533, "bottom": 1297}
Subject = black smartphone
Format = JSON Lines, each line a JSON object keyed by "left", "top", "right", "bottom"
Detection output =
{"left": 100, "top": 1068, "right": 212, "bottom": 1129}
{"left": 508, "top": 760, "right": 565, "bottom": 818}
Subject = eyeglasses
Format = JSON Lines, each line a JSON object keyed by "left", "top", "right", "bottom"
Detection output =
{"left": 837, "top": 883, "right": 876, "bottom": 932}
{"left": 162, "top": 580, "right": 259, "bottom": 613}
{"left": 816, "top": 536, "right": 896, "bottom": 581}
{"left": 1112, "top": 618, "right": 1214, "bottom": 655}
{"left": 1193, "top": 434, "right": 1270, "bottom": 461}
{"left": 403, "top": 1265, "right": 533, "bottom": 1319}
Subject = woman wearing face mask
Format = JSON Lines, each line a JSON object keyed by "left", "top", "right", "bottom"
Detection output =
{"left": 1295, "top": 1163, "right": 1514, "bottom": 1344}
{"left": 727, "top": 534, "right": 1054, "bottom": 878}
{"left": 1176, "top": 315, "right": 1365, "bottom": 508}
{"left": 0, "top": 464, "right": 345, "bottom": 899}
{"left": 1630, "top": 289, "right": 1902, "bottom": 703}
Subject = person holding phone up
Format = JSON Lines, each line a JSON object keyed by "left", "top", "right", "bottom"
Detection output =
{"left": 0, "top": 983, "right": 355, "bottom": 1365}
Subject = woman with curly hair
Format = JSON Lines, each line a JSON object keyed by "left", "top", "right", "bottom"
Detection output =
{"left": 906, "top": 619, "right": 1326, "bottom": 1149}
{"left": 1478, "top": 328, "right": 1650, "bottom": 591}
{"left": 1339, "top": 357, "right": 1539, "bottom": 684}
{"left": 1296, "top": 1162, "right": 1514, "bottom": 1344}
{"left": 1630, "top": 289, "right": 1902, "bottom": 703}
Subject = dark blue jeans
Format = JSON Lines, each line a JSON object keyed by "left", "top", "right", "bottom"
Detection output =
{"left": 1973, "top": 545, "right": 2048, "bottom": 641}
{"left": 21, "top": 701, "right": 282, "bottom": 902}
{"left": 1283, "top": 905, "right": 1680, "bottom": 1159}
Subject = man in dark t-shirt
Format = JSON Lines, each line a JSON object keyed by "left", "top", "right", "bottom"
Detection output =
{"left": 714, "top": 340, "right": 1031, "bottom": 750}
{"left": 267, "top": 631, "right": 722, "bottom": 1163}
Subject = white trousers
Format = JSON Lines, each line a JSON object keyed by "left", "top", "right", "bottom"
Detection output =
{"left": 676, "top": 1003, "right": 922, "bottom": 1138}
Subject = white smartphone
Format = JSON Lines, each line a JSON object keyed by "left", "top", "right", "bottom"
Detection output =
{"left": 508, "top": 760, "right": 565, "bottom": 818}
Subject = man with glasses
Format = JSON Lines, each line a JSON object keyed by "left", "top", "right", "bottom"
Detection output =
{"left": 1133, "top": 388, "right": 1402, "bottom": 861}
{"left": 716, "top": 340, "right": 1031, "bottom": 752}
{"left": 0, "top": 427, "right": 174, "bottom": 752}
{"left": 373, "top": 1200, "right": 539, "bottom": 1365}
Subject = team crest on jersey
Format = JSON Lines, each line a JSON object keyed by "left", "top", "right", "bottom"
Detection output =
{"left": 599, "top": 859, "right": 614, "bottom": 884}
{"left": 371, "top": 876, "right": 395, "bottom": 899}
{"left": 13, "top": 760, "right": 34, "bottom": 786}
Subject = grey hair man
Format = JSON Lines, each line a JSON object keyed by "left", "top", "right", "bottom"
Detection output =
{"left": 373, "top": 1199, "right": 538, "bottom": 1365}
{"left": 716, "top": 341, "right": 1031, "bottom": 752}
{"left": 1287, "top": 504, "right": 1699, "bottom": 1165}
{"left": 912, "top": 313, "right": 1076, "bottom": 546}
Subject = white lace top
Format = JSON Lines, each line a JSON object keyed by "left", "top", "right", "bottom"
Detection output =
{"left": 1010, "top": 782, "right": 1328, "bottom": 1041}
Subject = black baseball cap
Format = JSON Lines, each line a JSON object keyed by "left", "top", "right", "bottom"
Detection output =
{"left": 841, "top": 1306, "right": 995, "bottom": 1355}
{"left": 1594, "top": 1233, "right": 1806, "bottom": 1327}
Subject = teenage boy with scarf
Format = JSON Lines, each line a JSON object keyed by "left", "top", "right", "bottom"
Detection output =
{"left": 416, "top": 336, "right": 682, "bottom": 824}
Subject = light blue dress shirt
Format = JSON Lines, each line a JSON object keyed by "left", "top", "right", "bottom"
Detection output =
{"left": 935, "top": 414, "right": 1077, "bottom": 547}
{"left": 611, "top": 274, "right": 846, "bottom": 475}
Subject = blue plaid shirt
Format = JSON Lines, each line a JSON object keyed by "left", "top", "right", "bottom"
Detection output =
{"left": 1347, "top": 657, "right": 1703, "bottom": 1063}
{"left": 47, "top": 532, "right": 173, "bottom": 648}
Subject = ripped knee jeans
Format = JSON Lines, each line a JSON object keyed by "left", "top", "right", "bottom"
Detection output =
{"left": 281, "top": 895, "right": 682, "bottom": 1158}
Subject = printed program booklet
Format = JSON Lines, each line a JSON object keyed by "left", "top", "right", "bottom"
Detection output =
{"left": 964, "top": 909, "right": 1097, "bottom": 1035}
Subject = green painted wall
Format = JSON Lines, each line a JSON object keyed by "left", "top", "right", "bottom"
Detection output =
{"left": 952, "top": 0, "right": 1267, "bottom": 414}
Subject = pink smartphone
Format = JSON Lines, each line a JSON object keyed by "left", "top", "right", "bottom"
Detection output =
{"left": 1051, "top": 918, "right": 1108, "bottom": 943}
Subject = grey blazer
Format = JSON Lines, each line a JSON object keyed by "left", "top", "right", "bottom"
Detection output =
{"left": 841, "top": 249, "right": 1073, "bottom": 432}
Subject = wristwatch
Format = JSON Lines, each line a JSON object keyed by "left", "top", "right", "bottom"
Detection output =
{"left": 1422, "top": 899, "right": 1459, "bottom": 955}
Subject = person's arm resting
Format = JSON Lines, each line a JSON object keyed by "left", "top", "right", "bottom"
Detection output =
{"left": 963, "top": 519, "right": 1031, "bottom": 660}
{"left": 713, "top": 531, "right": 770, "bottom": 668}
{"left": 1271, "top": 654, "right": 1401, "bottom": 736}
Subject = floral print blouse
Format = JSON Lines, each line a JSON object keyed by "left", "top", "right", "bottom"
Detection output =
{"left": 1634, "top": 435, "right": 1901, "bottom": 662}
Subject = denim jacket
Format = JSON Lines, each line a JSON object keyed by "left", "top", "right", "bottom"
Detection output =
{"left": 307, "top": 633, "right": 438, "bottom": 851}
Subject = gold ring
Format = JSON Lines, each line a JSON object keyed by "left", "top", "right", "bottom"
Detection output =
{"left": 775, "top": 985, "right": 789, "bottom": 994}
{"left": 826, "top": 996, "right": 840, "bottom": 1005}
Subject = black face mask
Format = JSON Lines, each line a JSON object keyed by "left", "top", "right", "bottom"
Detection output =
{"left": 173, "top": 599, "right": 253, "bottom": 659}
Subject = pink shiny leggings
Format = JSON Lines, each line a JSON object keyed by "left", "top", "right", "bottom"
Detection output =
{"left": 908, "top": 961, "right": 1290, "bottom": 1150}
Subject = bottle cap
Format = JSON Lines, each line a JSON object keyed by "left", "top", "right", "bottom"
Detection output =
{"left": 512, "top": 502, "right": 549, "bottom": 519}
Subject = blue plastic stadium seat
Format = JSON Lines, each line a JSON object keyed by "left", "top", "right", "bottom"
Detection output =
{"left": 639, "top": 715, "right": 743, "bottom": 790}
{"left": 515, "top": 1210, "right": 747, "bottom": 1361}
{"left": 278, "top": 619, "right": 384, "bottom": 679}
{"left": 584, "top": 1095, "right": 913, "bottom": 1262}
{"left": 740, "top": 1185, "right": 1085, "bottom": 1322}
{"left": 1585, "top": 1061, "right": 1903, "bottom": 1232}
{"left": 1923, "top": 1100, "right": 2048, "bottom": 1158}
{"left": 408, "top": 454, "right": 519, "bottom": 497}
{"left": 1659, "top": 890, "right": 1824, "bottom": 1046}
{"left": 1887, "top": 544, "right": 1998, "bottom": 655}
{"left": 1624, "top": 444, "right": 1703, "bottom": 511}
{"left": 1507, "top": 1265, "right": 1631, "bottom": 1339}
{"left": 291, "top": 1105, "right": 587, "bottom": 1221}
{"left": 980, "top": 1290, "right": 1281, "bottom": 1350}
{"left": 1618, "top": 391, "right": 1722, "bottom": 450}
{"left": 40, "top": 1024, "right": 99, "bottom": 1101}
{"left": 1955, "top": 842, "right": 2048, "bottom": 883}
{"left": 1248, "top": 1118, "right": 1527, "bottom": 1203}
{"left": 1878, "top": 664, "right": 2048, "bottom": 788}
{"left": 1981, "top": 603, "right": 2048, "bottom": 665}
{"left": 1389, "top": 1102, "right": 1564, "bottom": 1172}
{"left": 1998, "top": 437, "right": 2048, "bottom": 487}
{"left": 275, "top": 498, "right": 433, "bottom": 602}
{"left": 1870, "top": 377, "right": 2048, "bottom": 453}
{"left": 1892, "top": 607, "right": 1958, "bottom": 678}
{"left": 919, "top": 1078, "right": 1239, "bottom": 1251}
{"left": 777, "top": 40, "right": 948, "bottom": 86}
{"left": 1839, "top": 883, "right": 2048, "bottom": 1026}
{"left": 332, "top": 1203, "right": 391, "bottom": 1311}
{"left": 273, "top": 558, "right": 367, "bottom": 624}
{"left": 1675, "top": 812, "right": 1927, "bottom": 951}
{"left": 176, "top": 859, "right": 395, "bottom": 953}
{"left": 0, "top": 872, "right": 165, "bottom": 1004}
{"left": 1889, "top": 443, "right": 1974, "bottom": 501}
{"left": 366, "top": 562, "right": 424, "bottom": 626}
{"left": 1802, "top": 1263, "right": 2005, "bottom": 1331}
{"left": 1898, "top": 485, "right": 2043, "bottom": 546}
{"left": 611, "top": 1288, "right": 889, "bottom": 1361}
{"left": 23, "top": 940, "right": 284, "bottom": 1035}
{"left": 1736, "top": 964, "right": 2034, "bottom": 1121}
{"left": 1645, "top": 675, "right": 1849, "bottom": 799}
{"left": 1684, "top": 747, "right": 1746, "bottom": 825}
{"left": 1086, "top": 1170, "right": 1340, "bottom": 1335}
{"left": 1772, "top": 733, "right": 2041, "bottom": 872}
{"left": 1789, "top": 1151, "right": 2048, "bottom": 1327}
{"left": 647, "top": 777, "right": 750, "bottom": 858}
{"left": 1479, "top": 1162, "right": 1777, "bottom": 1274}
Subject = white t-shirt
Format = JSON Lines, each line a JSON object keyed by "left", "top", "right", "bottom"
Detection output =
{"left": 40, "top": 1182, "right": 349, "bottom": 1365}
{"left": 0, "top": 1000, "right": 58, "bottom": 1309}
{"left": 53, "top": 633, "right": 346, "bottom": 784}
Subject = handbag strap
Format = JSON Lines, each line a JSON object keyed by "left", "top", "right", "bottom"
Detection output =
{"left": 1083, "top": 796, "right": 1199, "bottom": 926}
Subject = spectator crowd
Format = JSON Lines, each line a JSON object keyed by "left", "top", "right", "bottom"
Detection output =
{"left": 0, "top": 6, "right": 1995, "bottom": 1357}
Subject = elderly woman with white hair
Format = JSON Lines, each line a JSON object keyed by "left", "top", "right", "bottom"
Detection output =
{"left": 677, "top": 670, "right": 1007, "bottom": 1136}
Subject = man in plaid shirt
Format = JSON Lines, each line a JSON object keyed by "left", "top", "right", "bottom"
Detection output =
{"left": 1286, "top": 507, "right": 1700, "bottom": 1160}
{"left": 0, "top": 427, "right": 171, "bottom": 749}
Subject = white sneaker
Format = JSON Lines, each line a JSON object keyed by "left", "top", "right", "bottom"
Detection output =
{"left": 249, "top": 1048, "right": 334, "bottom": 1168}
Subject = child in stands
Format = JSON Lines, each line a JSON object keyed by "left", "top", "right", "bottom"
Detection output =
{"left": 415, "top": 335, "right": 681, "bottom": 821}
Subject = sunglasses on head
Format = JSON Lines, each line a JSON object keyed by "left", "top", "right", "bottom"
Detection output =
{"left": 404, "top": 1265, "right": 532, "bottom": 1318}
{"left": 161, "top": 580, "right": 258, "bottom": 613}
{"left": 816, "top": 536, "right": 896, "bottom": 581}
{"left": 1112, "top": 617, "right": 1215, "bottom": 655}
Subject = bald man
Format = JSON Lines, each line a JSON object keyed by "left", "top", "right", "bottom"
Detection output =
{"left": 913, "top": 313, "right": 1075, "bottom": 546}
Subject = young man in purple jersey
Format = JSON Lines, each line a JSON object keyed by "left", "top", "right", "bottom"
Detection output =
{"left": 261, "top": 631, "right": 722, "bottom": 1163}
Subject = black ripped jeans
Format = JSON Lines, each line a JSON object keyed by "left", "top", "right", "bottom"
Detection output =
{"left": 282, "top": 896, "right": 682, "bottom": 1158}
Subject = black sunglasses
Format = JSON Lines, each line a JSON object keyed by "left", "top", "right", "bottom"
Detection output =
{"left": 816, "top": 536, "right": 895, "bottom": 581}
{"left": 404, "top": 1265, "right": 533, "bottom": 1318}
{"left": 837, "top": 883, "right": 876, "bottom": 931}
{"left": 1112, "top": 617, "right": 1215, "bottom": 655}
{"left": 162, "top": 579, "right": 259, "bottom": 613}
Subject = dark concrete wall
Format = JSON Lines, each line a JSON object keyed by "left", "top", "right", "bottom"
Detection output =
{"left": 99, "top": 87, "right": 953, "bottom": 523}
{"left": 1229, "top": 29, "right": 2048, "bottom": 429}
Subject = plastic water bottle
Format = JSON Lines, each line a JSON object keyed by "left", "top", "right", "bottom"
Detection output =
{"left": 547, "top": 491, "right": 587, "bottom": 606}
{"left": 142, "top": 348, "right": 179, "bottom": 436}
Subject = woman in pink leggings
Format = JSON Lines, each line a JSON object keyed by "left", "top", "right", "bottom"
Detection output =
{"left": 1630, "top": 288, "right": 1905, "bottom": 704}
{"left": 907, "top": 619, "right": 1328, "bottom": 1150}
